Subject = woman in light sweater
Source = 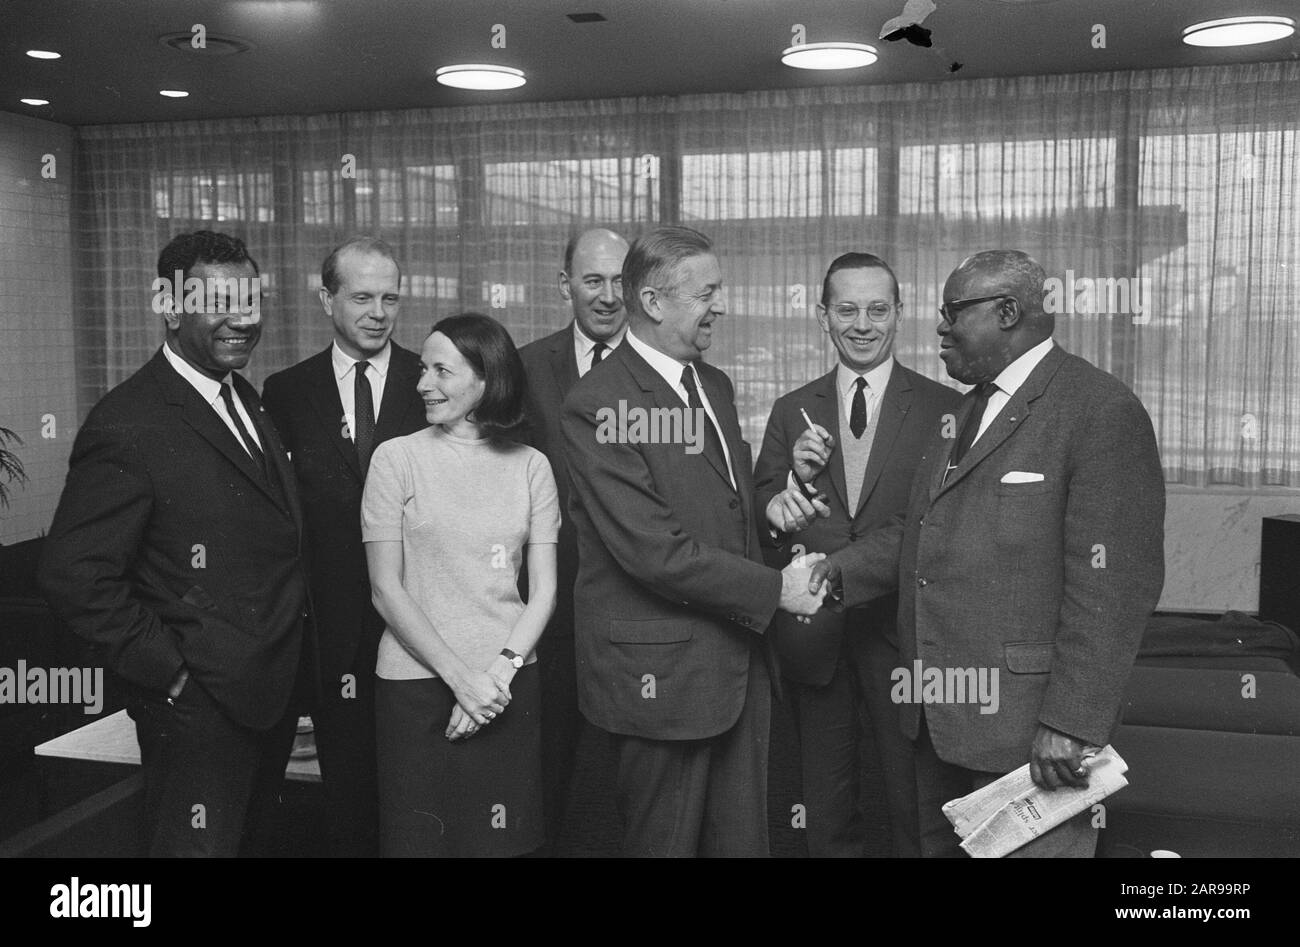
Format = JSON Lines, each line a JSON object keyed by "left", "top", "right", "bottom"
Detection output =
{"left": 363, "top": 312, "right": 558, "bottom": 857}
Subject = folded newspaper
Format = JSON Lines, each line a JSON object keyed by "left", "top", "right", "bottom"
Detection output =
{"left": 941, "top": 745, "right": 1128, "bottom": 858}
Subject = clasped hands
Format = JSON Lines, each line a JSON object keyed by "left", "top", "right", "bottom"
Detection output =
{"left": 445, "top": 657, "right": 516, "bottom": 742}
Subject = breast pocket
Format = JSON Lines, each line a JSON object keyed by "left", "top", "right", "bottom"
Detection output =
{"left": 995, "top": 480, "right": 1055, "bottom": 546}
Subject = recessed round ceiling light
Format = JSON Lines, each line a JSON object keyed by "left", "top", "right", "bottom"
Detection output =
{"left": 1183, "top": 15, "right": 1295, "bottom": 47}
{"left": 782, "top": 42, "right": 878, "bottom": 70}
{"left": 159, "top": 90, "right": 190, "bottom": 98}
{"left": 435, "top": 64, "right": 526, "bottom": 90}
{"left": 21, "top": 98, "right": 50, "bottom": 106}
{"left": 26, "top": 50, "right": 61, "bottom": 60}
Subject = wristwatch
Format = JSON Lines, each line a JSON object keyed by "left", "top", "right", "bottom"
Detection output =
{"left": 500, "top": 648, "right": 524, "bottom": 670}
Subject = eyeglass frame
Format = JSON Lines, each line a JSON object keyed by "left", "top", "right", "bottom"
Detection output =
{"left": 938, "top": 293, "right": 1015, "bottom": 326}
{"left": 817, "top": 300, "right": 901, "bottom": 325}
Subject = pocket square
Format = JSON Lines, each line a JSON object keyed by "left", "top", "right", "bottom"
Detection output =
{"left": 1001, "top": 471, "right": 1044, "bottom": 484}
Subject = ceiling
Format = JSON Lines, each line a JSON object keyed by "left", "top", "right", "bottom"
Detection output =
{"left": 3, "top": 0, "right": 1298, "bottom": 126}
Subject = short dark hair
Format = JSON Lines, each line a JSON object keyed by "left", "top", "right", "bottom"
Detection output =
{"left": 321, "top": 236, "right": 402, "bottom": 295}
{"left": 622, "top": 225, "right": 713, "bottom": 317}
{"left": 157, "top": 230, "right": 258, "bottom": 281}
{"left": 820, "top": 252, "right": 900, "bottom": 309}
{"left": 428, "top": 313, "right": 526, "bottom": 434}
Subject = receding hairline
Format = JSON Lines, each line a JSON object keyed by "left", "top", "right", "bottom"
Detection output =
{"left": 563, "top": 227, "right": 629, "bottom": 274}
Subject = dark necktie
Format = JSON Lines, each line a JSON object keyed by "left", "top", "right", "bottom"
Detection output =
{"left": 950, "top": 382, "right": 994, "bottom": 469}
{"left": 354, "top": 361, "right": 376, "bottom": 472}
{"left": 219, "top": 381, "right": 267, "bottom": 475}
{"left": 849, "top": 377, "right": 868, "bottom": 438}
{"left": 591, "top": 342, "right": 607, "bottom": 368}
{"left": 679, "top": 365, "right": 732, "bottom": 489}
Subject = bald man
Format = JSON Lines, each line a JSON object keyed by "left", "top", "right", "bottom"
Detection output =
{"left": 517, "top": 227, "right": 630, "bottom": 851}
{"left": 812, "top": 250, "right": 1165, "bottom": 857}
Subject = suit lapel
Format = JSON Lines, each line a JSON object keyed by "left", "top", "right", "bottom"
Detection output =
{"left": 550, "top": 325, "right": 580, "bottom": 399}
{"left": 808, "top": 369, "right": 849, "bottom": 514}
{"left": 149, "top": 352, "right": 289, "bottom": 511}
{"left": 374, "top": 343, "right": 421, "bottom": 444}
{"left": 236, "top": 374, "right": 302, "bottom": 529}
{"left": 620, "top": 344, "right": 733, "bottom": 492}
{"left": 853, "top": 365, "right": 911, "bottom": 518}
{"left": 932, "top": 345, "right": 1067, "bottom": 501}
{"left": 304, "top": 348, "right": 363, "bottom": 482}
{"left": 697, "top": 365, "right": 741, "bottom": 494}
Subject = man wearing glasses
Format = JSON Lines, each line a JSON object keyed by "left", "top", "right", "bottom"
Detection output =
{"left": 754, "top": 252, "right": 960, "bottom": 857}
{"left": 811, "top": 250, "right": 1165, "bottom": 857}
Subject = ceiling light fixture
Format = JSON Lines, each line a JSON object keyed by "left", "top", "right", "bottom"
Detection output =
{"left": 782, "top": 41, "right": 878, "bottom": 70}
{"left": 20, "top": 98, "right": 50, "bottom": 106}
{"left": 26, "top": 50, "right": 61, "bottom": 60}
{"left": 435, "top": 64, "right": 526, "bottom": 90}
{"left": 159, "top": 90, "right": 190, "bottom": 98}
{"left": 1182, "top": 15, "right": 1295, "bottom": 47}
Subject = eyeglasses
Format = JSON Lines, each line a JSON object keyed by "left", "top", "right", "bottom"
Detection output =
{"left": 822, "top": 302, "right": 898, "bottom": 324}
{"left": 938, "top": 294, "right": 1013, "bottom": 326}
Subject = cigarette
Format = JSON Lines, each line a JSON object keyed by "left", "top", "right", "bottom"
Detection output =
{"left": 799, "top": 408, "right": 816, "bottom": 433}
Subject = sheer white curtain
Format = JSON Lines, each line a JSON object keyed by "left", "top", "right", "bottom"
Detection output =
{"left": 74, "top": 61, "right": 1300, "bottom": 486}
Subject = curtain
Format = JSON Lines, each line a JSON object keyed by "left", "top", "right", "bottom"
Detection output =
{"left": 73, "top": 61, "right": 1300, "bottom": 487}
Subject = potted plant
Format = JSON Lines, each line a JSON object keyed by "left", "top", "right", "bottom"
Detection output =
{"left": 0, "top": 425, "right": 29, "bottom": 517}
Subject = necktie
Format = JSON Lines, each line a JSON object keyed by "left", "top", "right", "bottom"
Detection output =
{"left": 849, "top": 377, "right": 868, "bottom": 438}
{"left": 679, "top": 365, "right": 732, "bottom": 490}
{"left": 949, "top": 382, "right": 993, "bottom": 469}
{"left": 591, "top": 342, "right": 607, "bottom": 367}
{"left": 219, "top": 381, "right": 267, "bottom": 475}
{"left": 354, "top": 361, "right": 376, "bottom": 472}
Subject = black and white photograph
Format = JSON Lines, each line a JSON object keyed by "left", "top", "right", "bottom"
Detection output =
{"left": 0, "top": 0, "right": 1295, "bottom": 921}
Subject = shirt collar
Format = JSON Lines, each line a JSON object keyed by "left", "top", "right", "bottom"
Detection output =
{"left": 162, "top": 340, "right": 227, "bottom": 405}
{"left": 332, "top": 339, "right": 391, "bottom": 381}
{"left": 990, "top": 337, "right": 1054, "bottom": 398}
{"left": 625, "top": 329, "right": 694, "bottom": 392}
{"left": 573, "top": 320, "right": 626, "bottom": 358}
{"left": 836, "top": 357, "right": 894, "bottom": 401}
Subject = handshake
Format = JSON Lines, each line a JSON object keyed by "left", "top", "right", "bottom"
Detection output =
{"left": 777, "top": 553, "right": 843, "bottom": 623}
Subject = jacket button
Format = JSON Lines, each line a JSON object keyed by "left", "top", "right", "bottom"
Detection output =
{"left": 849, "top": 531, "right": 858, "bottom": 541}
{"left": 728, "top": 612, "right": 737, "bottom": 621}
{"left": 729, "top": 498, "right": 739, "bottom": 509}
{"left": 919, "top": 516, "right": 925, "bottom": 526}
{"left": 916, "top": 576, "right": 928, "bottom": 587}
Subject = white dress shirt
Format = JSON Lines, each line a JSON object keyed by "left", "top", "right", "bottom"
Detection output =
{"left": 974, "top": 337, "right": 1055, "bottom": 444}
{"left": 836, "top": 357, "right": 893, "bottom": 429}
{"left": 624, "top": 329, "right": 736, "bottom": 489}
{"left": 162, "top": 341, "right": 262, "bottom": 455}
{"left": 574, "top": 322, "right": 626, "bottom": 378}
{"left": 333, "top": 340, "right": 391, "bottom": 442}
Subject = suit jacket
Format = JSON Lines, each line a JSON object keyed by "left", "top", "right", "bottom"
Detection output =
{"left": 38, "top": 348, "right": 308, "bottom": 731}
{"left": 830, "top": 345, "right": 1166, "bottom": 772}
{"left": 261, "top": 343, "right": 426, "bottom": 688}
{"left": 517, "top": 324, "right": 582, "bottom": 635}
{"left": 560, "top": 340, "right": 782, "bottom": 740}
{"left": 753, "top": 361, "right": 962, "bottom": 686}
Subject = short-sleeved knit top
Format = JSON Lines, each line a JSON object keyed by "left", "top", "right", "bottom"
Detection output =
{"left": 361, "top": 425, "right": 560, "bottom": 680}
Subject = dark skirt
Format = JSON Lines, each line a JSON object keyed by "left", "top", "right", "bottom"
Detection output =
{"left": 375, "top": 665, "right": 543, "bottom": 857}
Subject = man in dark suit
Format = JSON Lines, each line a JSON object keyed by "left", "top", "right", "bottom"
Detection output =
{"left": 561, "top": 225, "right": 826, "bottom": 857}
{"left": 40, "top": 230, "right": 308, "bottom": 857}
{"left": 812, "top": 250, "right": 1165, "bottom": 857}
{"left": 754, "top": 252, "right": 962, "bottom": 857}
{"left": 262, "top": 236, "right": 426, "bottom": 857}
{"left": 517, "top": 227, "right": 629, "bottom": 851}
